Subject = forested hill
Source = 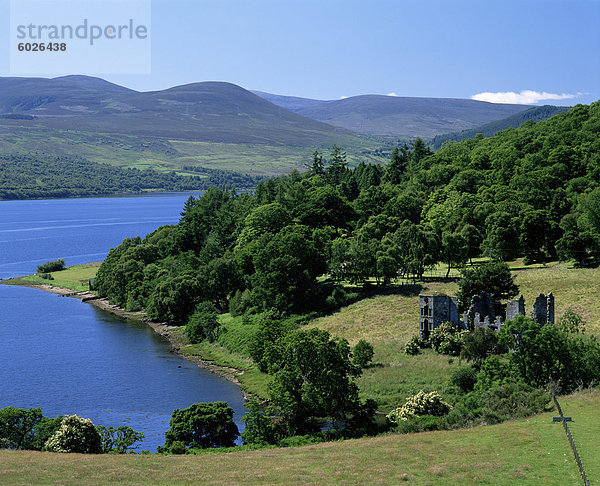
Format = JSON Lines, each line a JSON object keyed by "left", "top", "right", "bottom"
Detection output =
{"left": 430, "top": 105, "right": 569, "bottom": 150}
{"left": 94, "top": 101, "right": 600, "bottom": 326}
{"left": 0, "top": 155, "right": 264, "bottom": 200}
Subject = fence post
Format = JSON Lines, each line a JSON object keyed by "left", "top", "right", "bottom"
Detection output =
{"left": 550, "top": 391, "right": 589, "bottom": 486}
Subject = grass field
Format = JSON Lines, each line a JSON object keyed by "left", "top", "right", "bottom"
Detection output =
{"left": 1, "top": 389, "right": 596, "bottom": 485}
{"left": 311, "top": 260, "right": 600, "bottom": 411}
{"left": 512, "top": 261, "right": 600, "bottom": 335}
{"left": 4, "top": 263, "right": 100, "bottom": 292}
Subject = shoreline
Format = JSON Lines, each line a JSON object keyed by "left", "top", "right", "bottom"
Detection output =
{"left": 1, "top": 280, "right": 250, "bottom": 398}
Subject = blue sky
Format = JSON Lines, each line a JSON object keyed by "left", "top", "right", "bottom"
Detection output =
{"left": 1, "top": 0, "right": 598, "bottom": 104}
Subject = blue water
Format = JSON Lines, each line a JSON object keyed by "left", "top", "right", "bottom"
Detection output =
{"left": 0, "top": 195, "right": 247, "bottom": 452}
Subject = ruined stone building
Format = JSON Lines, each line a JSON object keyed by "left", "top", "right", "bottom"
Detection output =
{"left": 418, "top": 292, "right": 554, "bottom": 339}
{"left": 418, "top": 294, "right": 459, "bottom": 339}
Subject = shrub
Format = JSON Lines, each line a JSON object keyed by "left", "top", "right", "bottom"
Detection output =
{"left": 44, "top": 415, "right": 102, "bottom": 453}
{"left": 96, "top": 425, "right": 145, "bottom": 454}
{"left": 441, "top": 391, "right": 483, "bottom": 429}
{"left": 240, "top": 399, "right": 283, "bottom": 446}
{"left": 229, "top": 289, "right": 254, "bottom": 317}
{"left": 475, "top": 355, "right": 521, "bottom": 391}
{"left": 393, "top": 415, "right": 442, "bottom": 434}
{"left": 325, "top": 287, "right": 358, "bottom": 309}
{"left": 38, "top": 273, "right": 54, "bottom": 280}
{"left": 185, "top": 302, "right": 220, "bottom": 343}
{"left": 278, "top": 434, "right": 324, "bottom": 447}
{"left": 450, "top": 366, "right": 478, "bottom": 393}
{"left": 169, "top": 441, "right": 187, "bottom": 455}
{"left": 37, "top": 259, "right": 65, "bottom": 274}
{"left": 353, "top": 339, "right": 374, "bottom": 368}
{"left": 429, "top": 322, "right": 465, "bottom": 356}
{"left": 387, "top": 391, "right": 451, "bottom": 424}
{"left": 460, "top": 327, "right": 503, "bottom": 367}
{"left": 480, "top": 383, "right": 550, "bottom": 424}
{"left": 404, "top": 336, "right": 424, "bottom": 355}
{"left": 163, "top": 402, "right": 239, "bottom": 450}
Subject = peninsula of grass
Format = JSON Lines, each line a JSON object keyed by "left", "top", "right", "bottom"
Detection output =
{"left": 1, "top": 389, "right": 596, "bottom": 485}
{"left": 2, "top": 262, "right": 100, "bottom": 292}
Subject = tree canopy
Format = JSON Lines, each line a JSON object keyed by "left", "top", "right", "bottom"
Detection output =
{"left": 94, "top": 102, "right": 600, "bottom": 323}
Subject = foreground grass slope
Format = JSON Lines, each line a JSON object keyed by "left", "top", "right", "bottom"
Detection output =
{"left": 1, "top": 390, "right": 596, "bottom": 485}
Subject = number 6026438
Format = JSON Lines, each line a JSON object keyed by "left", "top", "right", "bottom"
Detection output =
{"left": 17, "top": 43, "right": 67, "bottom": 52}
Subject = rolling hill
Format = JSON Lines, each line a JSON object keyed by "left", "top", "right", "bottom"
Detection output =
{"left": 254, "top": 91, "right": 533, "bottom": 140}
{"left": 0, "top": 76, "right": 361, "bottom": 145}
{"left": 250, "top": 90, "right": 330, "bottom": 111}
{"left": 0, "top": 76, "right": 387, "bottom": 175}
{"left": 0, "top": 76, "right": 549, "bottom": 177}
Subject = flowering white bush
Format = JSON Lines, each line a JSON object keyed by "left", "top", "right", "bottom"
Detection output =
{"left": 429, "top": 322, "right": 467, "bottom": 356}
{"left": 404, "top": 336, "right": 424, "bottom": 355}
{"left": 44, "top": 415, "right": 102, "bottom": 453}
{"left": 386, "top": 391, "right": 451, "bottom": 424}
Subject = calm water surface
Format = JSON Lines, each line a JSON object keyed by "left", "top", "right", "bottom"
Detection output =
{"left": 0, "top": 195, "right": 247, "bottom": 451}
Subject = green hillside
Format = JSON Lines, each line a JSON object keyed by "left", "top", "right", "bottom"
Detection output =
{"left": 430, "top": 105, "right": 570, "bottom": 149}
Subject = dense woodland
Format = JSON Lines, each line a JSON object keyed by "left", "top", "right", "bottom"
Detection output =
{"left": 0, "top": 155, "right": 263, "bottom": 199}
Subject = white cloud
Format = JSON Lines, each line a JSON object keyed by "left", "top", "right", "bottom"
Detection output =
{"left": 471, "top": 90, "right": 578, "bottom": 105}
{"left": 387, "top": 92, "right": 398, "bottom": 97}
{"left": 340, "top": 95, "right": 348, "bottom": 99}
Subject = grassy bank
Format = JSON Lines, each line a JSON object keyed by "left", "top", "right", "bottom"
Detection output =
{"left": 175, "top": 315, "right": 272, "bottom": 399}
{"left": 1, "top": 389, "right": 596, "bottom": 485}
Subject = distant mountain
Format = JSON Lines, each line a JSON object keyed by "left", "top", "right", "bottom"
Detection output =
{"left": 429, "top": 105, "right": 570, "bottom": 150}
{"left": 254, "top": 91, "right": 532, "bottom": 140}
{"left": 250, "top": 90, "right": 329, "bottom": 111}
{"left": 0, "top": 76, "right": 390, "bottom": 176}
{"left": 0, "top": 76, "right": 365, "bottom": 145}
